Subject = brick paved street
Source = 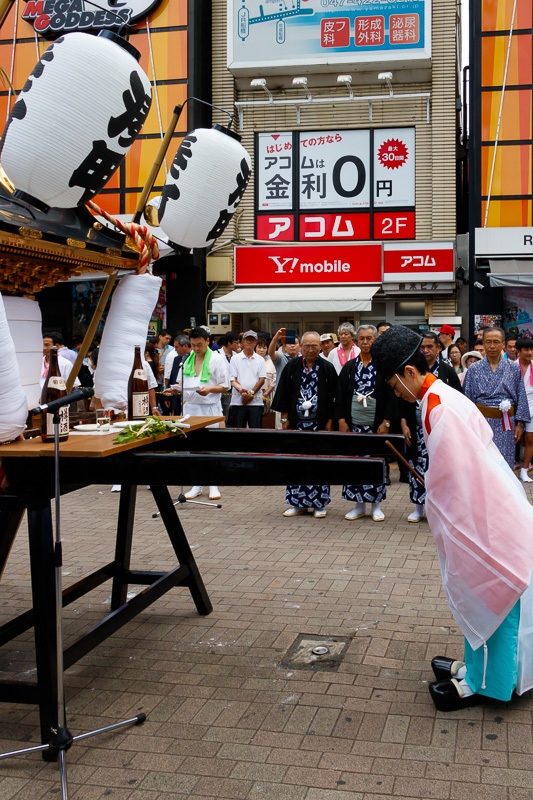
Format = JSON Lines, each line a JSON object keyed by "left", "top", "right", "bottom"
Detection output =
{"left": 0, "top": 469, "right": 532, "bottom": 800}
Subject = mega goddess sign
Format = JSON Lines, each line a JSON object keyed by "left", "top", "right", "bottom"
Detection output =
{"left": 22, "top": 0, "right": 163, "bottom": 34}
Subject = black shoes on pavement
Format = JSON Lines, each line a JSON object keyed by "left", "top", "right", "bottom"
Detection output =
{"left": 428, "top": 656, "right": 484, "bottom": 712}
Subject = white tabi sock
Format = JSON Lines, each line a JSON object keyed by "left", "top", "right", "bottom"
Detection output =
{"left": 457, "top": 678, "right": 475, "bottom": 697}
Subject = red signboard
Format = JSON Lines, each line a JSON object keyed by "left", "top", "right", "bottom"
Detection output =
{"left": 374, "top": 211, "right": 415, "bottom": 239}
{"left": 355, "top": 16, "right": 385, "bottom": 47}
{"left": 299, "top": 213, "right": 370, "bottom": 241}
{"left": 321, "top": 17, "right": 351, "bottom": 48}
{"left": 256, "top": 215, "right": 295, "bottom": 241}
{"left": 383, "top": 242, "right": 454, "bottom": 281}
{"left": 234, "top": 244, "right": 382, "bottom": 285}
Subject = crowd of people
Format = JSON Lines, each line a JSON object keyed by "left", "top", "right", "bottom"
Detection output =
{"left": 43, "top": 321, "right": 533, "bottom": 519}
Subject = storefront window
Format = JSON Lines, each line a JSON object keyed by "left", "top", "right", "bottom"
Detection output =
{"left": 395, "top": 301, "right": 426, "bottom": 317}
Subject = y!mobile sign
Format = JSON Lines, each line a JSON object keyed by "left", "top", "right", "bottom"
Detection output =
{"left": 228, "top": 0, "right": 431, "bottom": 75}
{"left": 234, "top": 244, "right": 382, "bottom": 285}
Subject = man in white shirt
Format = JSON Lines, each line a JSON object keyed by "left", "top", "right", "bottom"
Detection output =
{"left": 213, "top": 331, "right": 241, "bottom": 422}
{"left": 40, "top": 338, "right": 80, "bottom": 389}
{"left": 164, "top": 326, "right": 229, "bottom": 500}
{"left": 164, "top": 335, "right": 192, "bottom": 386}
{"left": 319, "top": 332, "right": 337, "bottom": 359}
{"left": 42, "top": 331, "right": 77, "bottom": 365}
{"left": 229, "top": 330, "right": 266, "bottom": 428}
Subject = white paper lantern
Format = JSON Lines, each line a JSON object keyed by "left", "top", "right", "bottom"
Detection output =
{"left": 3, "top": 295, "right": 43, "bottom": 409}
{"left": 94, "top": 272, "right": 162, "bottom": 411}
{"left": 0, "top": 31, "right": 151, "bottom": 209}
{"left": 158, "top": 126, "right": 252, "bottom": 250}
{"left": 0, "top": 293, "right": 30, "bottom": 443}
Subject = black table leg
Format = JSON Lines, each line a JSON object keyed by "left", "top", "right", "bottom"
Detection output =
{"left": 0, "top": 508, "right": 24, "bottom": 579}
{"left": 150, "top": 485, "right": 212, "bottom": 616}
{"left": 27, "top": 504, "right": 58, "bottom": 745}
{"left": 111, "top": 485, "right": 137, "bottom": 611}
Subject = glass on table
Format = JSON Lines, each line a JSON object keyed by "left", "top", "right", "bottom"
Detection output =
{"left": 95, "top": 408, "right": 111, "bottom": 431}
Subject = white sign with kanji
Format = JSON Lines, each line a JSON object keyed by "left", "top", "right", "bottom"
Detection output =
{"left": 299, "top": 130, "right": 371, "bottom": 210}
{"left": 257, "top": 132, "right": 294, "bottom": 210}
{"left": 373, "top": 128, "right": 416, "bottom": 207}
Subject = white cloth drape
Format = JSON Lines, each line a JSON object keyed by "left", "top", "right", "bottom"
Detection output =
{"left": 0, "top": 292, "right": 30, "bottom": 442}
{"left": 94, "top": 273, "right": 162, "bottom": 411}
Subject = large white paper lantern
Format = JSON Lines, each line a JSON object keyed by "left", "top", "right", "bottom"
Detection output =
{"left": 0, "top": 31, "right": 151, "bottom": 210}
{"left": 94, "top": 272, "right": 162, "bottom": 411}
{"left": 3, "top": 295, "right": 43, "bottom": 409}
{"left": 158, "top": 125, "right": 252, "bottom": 250}
{"left": 0, "top": 293, "right": 30, "bottom": 443}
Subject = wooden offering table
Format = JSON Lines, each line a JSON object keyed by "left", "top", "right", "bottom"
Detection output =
{"left": 0, "top": 417, "right": 221, "bottom": 744}
{"left": 0, "top": 422, "right": 404, "bottom": 744}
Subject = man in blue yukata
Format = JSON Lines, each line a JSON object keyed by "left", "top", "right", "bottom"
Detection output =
{"left": 463, "top": 326, "right": 530, "bottom": 470}
{"left": 272, "top": 330, "right": 337, "bottom": 519}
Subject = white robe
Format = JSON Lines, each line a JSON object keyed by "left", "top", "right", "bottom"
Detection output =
{"left": 420, "top": 375, "right": 533, "bottom": 694}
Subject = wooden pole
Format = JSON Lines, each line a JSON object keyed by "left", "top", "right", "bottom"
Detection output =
{"left": 0, "top": 0, "right": 14, "bottom": 31}
{"left": 384, "top": 439, "right": 425, "bottom": 487}
{"left": 66, "top": 104, "right": 184, "bottom": 391}
{"left": 65, "top": 271, "right": 118, "bottom": 393}
{"left": 131, "top": 104, "right": 184, "bottom": 224}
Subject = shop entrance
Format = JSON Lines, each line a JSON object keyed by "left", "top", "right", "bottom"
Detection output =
{"left": 266, "top": 315, "right": 360, "bottom": 338}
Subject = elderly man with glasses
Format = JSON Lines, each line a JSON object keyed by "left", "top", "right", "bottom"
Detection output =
{"left": 272, "top": 331, "right": 337, "bottom": 518}
{"left": 463, "top": 326, "right": 530, "bottom": 469}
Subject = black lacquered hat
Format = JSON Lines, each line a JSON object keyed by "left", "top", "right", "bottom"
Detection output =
{"left": 370, "top": 326, "right": 423, "bottom": 381}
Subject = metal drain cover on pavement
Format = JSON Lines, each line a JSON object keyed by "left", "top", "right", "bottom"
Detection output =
{"left": 279, "top": 634, "right": 351, "bottom": 671}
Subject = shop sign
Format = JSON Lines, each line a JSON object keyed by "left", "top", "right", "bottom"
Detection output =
{"left": 374, "top": 211, "right": 415, "bottom": 239}
{"left": 256, "top": 210, "right": 416, "bottom": 242}
{"left": 256, "top": 128, "right": 415, "bottom": 241}
{"left": 383, "top": 241, "right": 454, "bottom": 282}
{"left": 22, "top": 0, "right": 163, "bottom": 35}
{"left": 228, "top": 0, "right": 431, "bottom": 75}
{"left": 256, "top": 131, "right": 293, "bottom": 210}
{"left": 386, "top": 282, "right": 453, "bottom": 292}
{"left": 299, "top": 213, "right": 370, "bottom": 241}
{"left": 475, "top": 227, "right": 533, "bottom": 257}
{"left": 234, "top": 243, "right": 382, "bottom": 285}
{"left": 299, "top": 129, "right": 371, "bottom": 210}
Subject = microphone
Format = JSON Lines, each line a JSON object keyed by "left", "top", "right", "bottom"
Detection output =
{"left": 30, "top": 388, "right": 94, "bottom": 416}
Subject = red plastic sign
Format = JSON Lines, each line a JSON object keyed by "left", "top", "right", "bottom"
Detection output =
{"left": 235, "top": 244, "right": 382, "bottom": 285}
{"left": 383, "top": 242, "right": 454, "bottom": 281}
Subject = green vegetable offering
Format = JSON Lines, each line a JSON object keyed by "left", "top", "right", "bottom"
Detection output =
{"left": 113, "top": 416, "right": 186, "bottom": 445}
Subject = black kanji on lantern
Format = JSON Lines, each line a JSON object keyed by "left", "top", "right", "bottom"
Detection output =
{"left": 158, "top": 184, "right": 180, "bottom": 221}
{"left": 159, "top": 135, "right": 198, "bottom": 220}
{"left": 0, "top": 98, "right": 26, "bottom": 159}
{"left": 108, "top": 70, "right": 152, "bottom": 148}
{"left": 207, "top": 209, "right": 234, "bottom": 242}
{"left": 170, "top": 134, "right": 197, "bottom": 176}
{"left": 69, "top": 140, "right": 124, "bottom": 204}
{"left": 228, "top": 158, "right": 251, "bottom": 207}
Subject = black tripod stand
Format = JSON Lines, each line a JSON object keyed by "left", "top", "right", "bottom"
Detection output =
{"left": 152, "top": 488, "right": 222, "bottom": 518}
{"left": 0, "top": 408, "right": 146, "bottom": 798}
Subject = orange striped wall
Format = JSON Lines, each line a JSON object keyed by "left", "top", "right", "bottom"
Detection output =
{"left": 480, "top": 0, "right": 533, "bottom": 227}
{"left": 0, "top": 0, "right": 188, "bottom": 215}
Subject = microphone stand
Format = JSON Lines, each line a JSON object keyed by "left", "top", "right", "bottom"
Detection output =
{"left": 0, "top": 410, "right": 145, "bottom": 799}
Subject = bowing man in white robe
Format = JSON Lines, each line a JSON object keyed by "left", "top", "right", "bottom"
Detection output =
{"left": 371, "top": 326, "right": 533, "bottom": 712}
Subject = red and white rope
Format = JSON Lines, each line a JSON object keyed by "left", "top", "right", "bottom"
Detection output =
{"left": 87, "top": 200, "right": 160, "bottom": 274}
